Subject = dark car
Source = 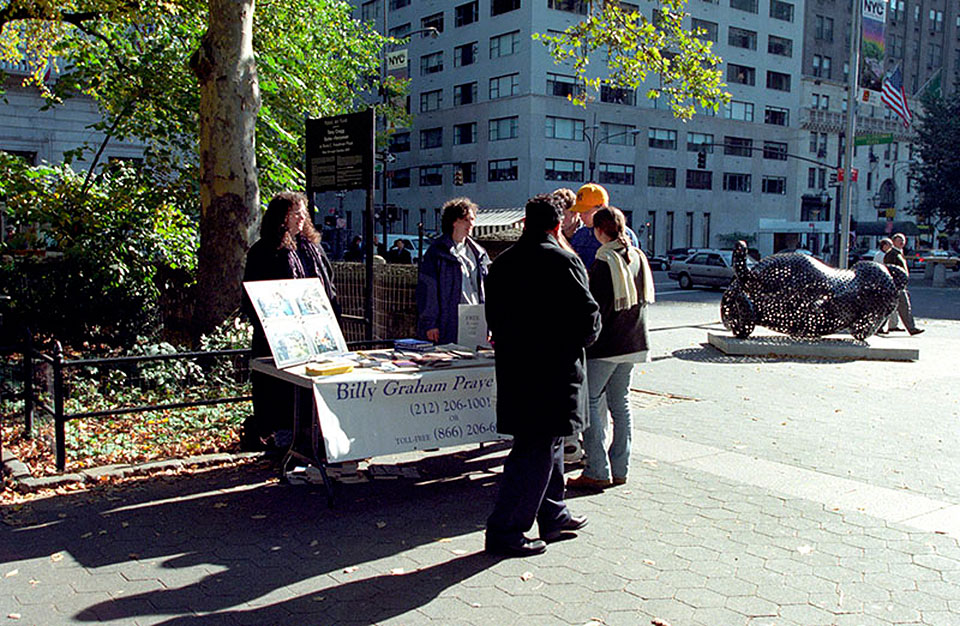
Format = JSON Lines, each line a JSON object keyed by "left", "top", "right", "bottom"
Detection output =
{"left": 647, "top": 253, "right": 670, "bottom": 271}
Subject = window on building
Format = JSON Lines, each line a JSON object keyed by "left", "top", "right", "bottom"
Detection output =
{"left": 489, "top": 158, "right": 518, "bottom": 181}
{"left": 928, "top": 43, "right": 943, "bottom": 66}
{"left": 421, "top": 12, "right": 444, "bottom": 34}
{"left": 389, "top": 0, "right": 410, "bottom": 8}
{"left": 807, "top": 167, "right": 817, "bottom": 188}
{"left": 728, "top": 27, "right": 757, "bottom": 50}
{"left": 809, "top": 132, "right": 828, "bottom": 156}
{"left": 548, "top": 0, "right": 588, "bottom": 13}
{"left": 389, "top": 23, "right": 411, "bottom": 38}
{"left": 420, "top": 127, "right": 443, "bottom": 150}
{"left": 419, "top": 165, "right": 442, "bottom": 186}
{"left": 723, "top": 173, "right": 752, "bottom": 192}
{"left": 454, "top": 82, "right": 477, "bottom": 105}
{"left": 456, "top": 162, "right": 477, "bottom": 184}
{"left": 766, "top": 70, "right": 791, "bottom": 92}
{"left": 360, "top": 0, "right": 379, "bottom": 22}
{"left": 727, "top": 63, "right": 756, "bottom": 86}
{"left": 489, "top": 116, "right": 519, "bottom": 140}
{"left": 761, "top": 176, "right": 786, "bottom": 194}
{"left": 455, "top": 1, "right": 478, "bottom": 26}
{"left": 490, "top": 73, "right": 519, "bottom": 99}
{"left": 930, "top": 9, "right": 944, "bottom": 31}
{"left": 454, "top": 122, "right": 477, "bottom": 145}
{"left": 600, "top": 84, "right": 636, "bottom": 105}
{"left": 420, "top": 51, "right": 443, "bottom": 75}
{"left": 768, "top": 35, "right": 792, "bottom": 57}
{"left": 764, "top": 106, "right": 789, "bottom": 126}
{"left": 821, "top": 56, "right": 832, "bottom": 79}
{"left": 490, "top": 30, "right": 520, "bottom": 58}
{"left": 724, "top": 136, "right": 753, "bottom": 157}
{"left": 815, "top": 15, "right": 834, "bottom": 41}
{"left": 687, "top": 132, "right": 714, "bottom": 152}
{"left": 730, "top": 0, "right": 757, "bottom": 13}
{"left": 599, "top": 163, "right": 635, "bottom": 185}
{"left": 547, "top": 72, "right": 580, "bottom": 98}
{"left": 391, "top": 168, "right": 411, "bottom": 188}
{"left": 685, "top": 212, "right": 694, "bottom": 247}
{"left": 601, "top": 122, "right": 637, "bottom": 145}
{"left": 389, "top": 132, "right": 410, "bottom": 152}
{"left": 686, "top": 170, "right": 713, "bottom": 189}
{"left": 545, "top": 158, "right": 584, "bottom": 182}
{"left": 454, "top": 42, "right": 478, "bottom": 67}
{"left": 763, "top": 141, "right": 788, "bottom": 160}
{"left": 648, "top": 167, "right": 677, "bottom": 188}
{"left": 770, "top": 0, "right": 794, "bottom": 21}
{"left": 491, "top": 0, "right": 520, "bottom": 16}
{"left": 648, "top": 128, "right": 678, "bottom": 149}
{"left": 691, "top": 18, "right": 718, "bottom": 41}
{"left": 545, "top": 116, "right": 585, "bottom": 140}
{"left": 888, "top": 34, "right": 903, "bottom": 58}
{"left": 420, "top": 89, "right": 442, "bottom": 112}
{"left": 724, "top": 100, "right": 755, "bottom": 121}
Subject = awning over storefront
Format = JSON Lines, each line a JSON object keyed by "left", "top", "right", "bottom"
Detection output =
{"left": 854, "top": 221, "right": 920, "bottom": 236}
{"left": 473, "top": 208, "right": 525, "bottom": 237}
{"left": 758, "top": 218, "right": 833, "bottom": 234}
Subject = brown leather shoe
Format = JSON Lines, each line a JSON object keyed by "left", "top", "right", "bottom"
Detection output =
{"left": 612, "top": 476, "right": 627, "bottom": 486}
{"left": 566, "top": 474, "right": 612, "bottom": 491}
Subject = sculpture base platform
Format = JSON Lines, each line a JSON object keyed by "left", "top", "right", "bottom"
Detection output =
{"left": 707, "top": 332, "right": 919, "bottom": 362}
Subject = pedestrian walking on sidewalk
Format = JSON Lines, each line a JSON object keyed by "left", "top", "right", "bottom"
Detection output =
{"left": 484, "top": 193, "right": 601, "bottom": 557}
{"left": 880, "top": 233, "right": 924, "bottom": 336}
{"left": 567, "top": 207, "right": 655, "bottom": 492}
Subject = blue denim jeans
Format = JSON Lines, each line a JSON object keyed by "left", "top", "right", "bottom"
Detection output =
{"left": 581, "top": 360, "right": 634, "bottom": 481}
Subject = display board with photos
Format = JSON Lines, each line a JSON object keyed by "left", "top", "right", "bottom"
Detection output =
{"left": 243, "top": 278, "right": 347, "bottom": 368}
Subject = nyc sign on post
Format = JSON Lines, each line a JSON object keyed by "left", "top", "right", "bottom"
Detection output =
{"left": 859, "top": 0, "right": 887, "bottom": 102}
{"left": 386, "top": 49, "right": 408, "bottom": 72}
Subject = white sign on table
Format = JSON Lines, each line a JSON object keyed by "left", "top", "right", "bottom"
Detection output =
{"left": 457, "top": 304, "right": 490, "bottom": 350}
{"left": 312, "top": 367, "right": 504, "bottom": 462}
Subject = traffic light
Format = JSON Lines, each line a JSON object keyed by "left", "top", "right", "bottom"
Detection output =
{"left": 697, "top": 150, "right": 707, "bottom": 169}
{"left": 454, "top": 166, "right": 464, "bottom": 186}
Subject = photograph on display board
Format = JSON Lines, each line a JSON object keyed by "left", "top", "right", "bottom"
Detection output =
{"left": 244, "top": 278, "right": 348, "bottom": 368}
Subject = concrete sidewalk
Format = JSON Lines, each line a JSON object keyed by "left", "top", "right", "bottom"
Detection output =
{"left": 2, "top": 302, "right": 959, "bottom": 625}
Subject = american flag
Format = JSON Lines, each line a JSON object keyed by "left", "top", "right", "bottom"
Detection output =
{"left": 881, "top": 65, "right": 912, "bottom": 128}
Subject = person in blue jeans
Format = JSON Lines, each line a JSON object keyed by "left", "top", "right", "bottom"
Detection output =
{"left": 567, "top": 206, "right": 655, "bottom": 491}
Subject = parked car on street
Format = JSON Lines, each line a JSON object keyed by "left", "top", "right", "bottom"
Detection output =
{"left": 665, "top": 247, "right": 700, "bottom": 266}
{"left": 647, "top": 253, "right": 670, "bottom": 271}
{"left": 667, "top": 249, "right": 757, "bottom": 289}
{"left": 906, "top": 249, "right": 960, "bottom": 272}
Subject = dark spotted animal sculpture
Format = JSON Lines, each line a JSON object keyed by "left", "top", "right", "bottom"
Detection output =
{"left": 721, "top": 241, "right": 907, "bottom": 341}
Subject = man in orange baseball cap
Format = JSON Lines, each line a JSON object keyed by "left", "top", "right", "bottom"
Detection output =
{"left": 568, "top": 183, "right": 639, "bottom": 269}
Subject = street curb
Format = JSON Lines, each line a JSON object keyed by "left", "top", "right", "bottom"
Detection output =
{"left": 2, "top": 450, "right": 266, "bottom": 493}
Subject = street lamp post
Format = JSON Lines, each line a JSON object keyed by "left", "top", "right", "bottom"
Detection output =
{"left": 582, "top": 119, "right": 642, "bottom": 183}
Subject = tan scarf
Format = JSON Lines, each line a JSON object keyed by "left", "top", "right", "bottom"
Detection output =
{"left": 596, "top": 241, "right": 656, "bottom": 310}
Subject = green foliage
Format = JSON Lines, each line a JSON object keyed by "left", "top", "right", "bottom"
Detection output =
{"left": 910, "top": 89, "right": 960, "bottom": 233}
{"left": 534, "top": 0, "right": 729, "bottom": 120}
{"left": 0, "top": 152, "right": 198, "bottom": 344}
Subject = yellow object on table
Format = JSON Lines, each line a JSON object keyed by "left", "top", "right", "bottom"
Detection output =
{"left": 305, "top": 361, "right": 355, "bottom": 376}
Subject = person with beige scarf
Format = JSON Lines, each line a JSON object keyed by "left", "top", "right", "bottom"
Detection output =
{"left": 567, "top": 206, "right": 655, "bottom": 491}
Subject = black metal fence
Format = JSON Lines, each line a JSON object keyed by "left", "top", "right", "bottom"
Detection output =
{"left": 1, "top": 333, "right": 253, "bottom": 472}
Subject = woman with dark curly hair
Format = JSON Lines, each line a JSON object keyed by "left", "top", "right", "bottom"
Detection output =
{"left": 240, "top": 191, "right": 339, "bottom": 450}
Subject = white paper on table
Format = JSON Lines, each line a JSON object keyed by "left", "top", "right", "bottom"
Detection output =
{"left": 457, "top": 304, "right": 490, "bottom": 350}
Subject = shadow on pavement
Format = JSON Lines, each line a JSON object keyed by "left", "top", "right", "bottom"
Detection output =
{"left": 2, "top": 444, "right": 512, "bottom": 623}
{"left": 671, "top": 344, "right": 856, "bottom": 365}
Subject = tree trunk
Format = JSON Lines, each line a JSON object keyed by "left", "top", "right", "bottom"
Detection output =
{"left": 190, "top": 0, "right": 260, "bottom": 340}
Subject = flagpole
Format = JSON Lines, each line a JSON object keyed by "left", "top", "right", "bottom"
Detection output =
{"left": 839, "top": 0, "right": 862, "bottom": 270}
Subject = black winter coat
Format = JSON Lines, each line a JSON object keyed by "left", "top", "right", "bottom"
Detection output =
{"left": 586, "top": 249, "right": 650, "bottom": 359}
{"left": 485, "top": 232, "right": 601, "bottom": 438}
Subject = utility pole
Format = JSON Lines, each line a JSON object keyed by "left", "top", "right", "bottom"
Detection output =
{"left": 839, "top": 0, "right": 862, "bottom": 270}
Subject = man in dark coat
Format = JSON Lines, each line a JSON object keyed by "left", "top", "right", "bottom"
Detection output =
{"left": 880, "top": 232, "right": 923, "bottom": 335}
{"left": 484, "top": 193, "right": 602, "bottom": 557}
{"left": 416, "top": 198, "right": 490, "bottom": 344}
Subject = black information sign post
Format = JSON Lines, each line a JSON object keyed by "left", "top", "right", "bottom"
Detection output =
{"left": 306, "top": 110, "right": 376, "bottom": 340}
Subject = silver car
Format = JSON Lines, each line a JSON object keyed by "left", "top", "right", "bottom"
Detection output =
{"left": 667, "top": 249, "right": 756, "bottom": 289}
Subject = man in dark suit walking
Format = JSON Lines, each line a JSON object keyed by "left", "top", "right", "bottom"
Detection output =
{"left": 484, "top": 194, "right": 602, "bottom": 557}
{"left": 880, "top": 232, "right": 924, "bottom": 335}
